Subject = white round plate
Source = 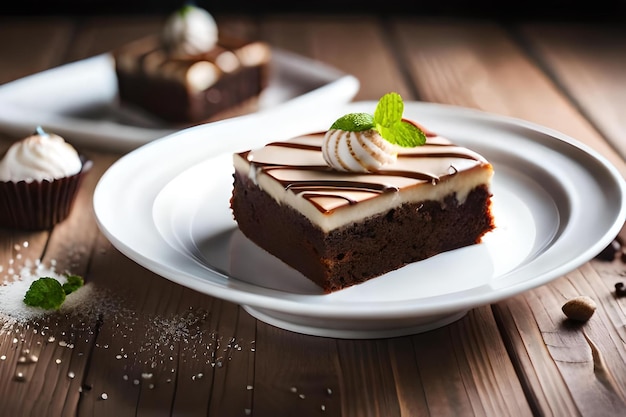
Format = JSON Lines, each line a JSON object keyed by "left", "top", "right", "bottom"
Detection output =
{"left": 94, "top": 101, "right": 626, "bottom": 339}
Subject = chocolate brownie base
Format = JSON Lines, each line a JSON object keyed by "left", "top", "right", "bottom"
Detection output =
{"left": 116, "top": 65, "right": 266, "bottom": 123}
{"left": 231, "top": 171, "right": 495, "bottom": 293}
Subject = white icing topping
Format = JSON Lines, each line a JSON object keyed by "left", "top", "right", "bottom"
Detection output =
{"left": 0, "top": 131, "right": 82, "bottom": 182}
{"left": 322, "top": 129, "right": 397, "bottom": 172}
{"left": 162, "top": 5, "right": 218, "bottom": 57}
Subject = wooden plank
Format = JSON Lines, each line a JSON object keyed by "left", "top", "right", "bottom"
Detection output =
{"left": 260, "top": 14, "right": 414, "bottom": 101}
{"left": 406, "top": 309, "right": 532, "bottom": 416}
{"left": 0, "top": 18, "right": 73, "bottom": 144}
{"left": 518, "top": 22, "right": 626, "bottom": 161}
{"left": 391, "top": 18, "right": 626, "bottom": 175}
{"left": 0, "top": 17, "right": 74, "bottom": 83}
{"left": 254, "top": 324, "right": 341, "bottom": 416}
{"left": 495, "top": 261, "right": 626, "bottom": 416}
{"left": 75, "top": 237, "right": 258, "bottom": 417}
{"left": 66, "top": 16, "right": 163, "bottom": 62}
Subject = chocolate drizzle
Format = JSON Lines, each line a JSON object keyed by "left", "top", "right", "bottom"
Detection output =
{"left": 240, "top": 132, "right": 487, "bottom": 214}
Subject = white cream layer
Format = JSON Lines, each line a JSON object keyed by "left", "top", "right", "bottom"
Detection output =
{"left": 234, "top": 133, "right": 493, "bottom": 232}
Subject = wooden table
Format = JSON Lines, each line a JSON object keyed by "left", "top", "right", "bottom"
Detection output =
{"left": 1, "top": 13, "right": 626, "bottom": 417}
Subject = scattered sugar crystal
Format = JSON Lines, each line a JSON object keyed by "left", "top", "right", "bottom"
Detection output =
{"left": 1, "top": 257, "right": 255, "bottom": 394}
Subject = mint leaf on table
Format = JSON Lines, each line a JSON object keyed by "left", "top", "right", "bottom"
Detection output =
{"left": 23, "top": 274, "right": 85, "bottom": 310}
{"left": 23, "top": 277, "right": 66, "bottom": 310}
{"left": 62, "top": 274, "right": 84, "bottom": 295}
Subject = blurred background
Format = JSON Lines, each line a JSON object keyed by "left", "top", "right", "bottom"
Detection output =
{"left": 2, "top": 0, "right": 626, "bottom": 21}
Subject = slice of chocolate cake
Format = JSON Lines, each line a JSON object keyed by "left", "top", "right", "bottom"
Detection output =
{"left": 114, "top": 5, "right": 271, "bottom": 124}
{"left": 230, "top": 94, "right": 495, "bottom": 293}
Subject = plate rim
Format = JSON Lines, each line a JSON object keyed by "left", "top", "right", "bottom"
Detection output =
{"left": 94, "top": 101, "right": 626, "bottom": 321}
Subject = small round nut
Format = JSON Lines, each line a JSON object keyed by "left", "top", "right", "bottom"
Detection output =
{"left": 562, "top": 296, "right": 597, "bottom": 322}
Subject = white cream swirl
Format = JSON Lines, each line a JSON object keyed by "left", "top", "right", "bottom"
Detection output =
{"left": 322, "top": 129, "right": 398, "bottom": 173}
{"left": 162, "top": 5, "right": 218, "bottom": 57}
{"left": 0, "top": 131, "right": 82, "bottom": 182}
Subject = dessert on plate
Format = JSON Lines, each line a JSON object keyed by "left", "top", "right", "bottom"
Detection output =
{"left": 113, "top": 3, "right": 272, "bottom": 124}
{"left": 230, "top": 93, "right": 495, "bottom": 293}
{"left": 0, "top": 127, "right": 92, "bottom": 230}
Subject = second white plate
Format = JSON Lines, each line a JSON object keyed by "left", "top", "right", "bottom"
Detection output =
{"left": 0, "top": 48, "right": 359, "bottom": 153}
{"left": 94, "top": 101, "right": 626, "bottom": 338}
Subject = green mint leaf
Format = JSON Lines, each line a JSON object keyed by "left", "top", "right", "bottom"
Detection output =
{"left": 62, "top": 274, "right": 84, "bottom": 295}
{"left": 379, "top": 120, "right": 427, "bottom": 147}
{"left": 179, "top": 3, "right": 196, "bottom": 17}
{"left": 330, "top": 112, "right": 375, "bottom": 132}
{"left": 373, "top": 92, "right": 404, "bottom": 128}
{"left": 24, "top": 277, "right": 66, "bottom": 310}
{"left": 373, "top": 92, "right": 426, "bottom": 147}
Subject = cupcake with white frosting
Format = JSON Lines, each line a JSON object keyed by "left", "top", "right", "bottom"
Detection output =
{"left": 0, "top": 127, "right": 92, "bottom": 230}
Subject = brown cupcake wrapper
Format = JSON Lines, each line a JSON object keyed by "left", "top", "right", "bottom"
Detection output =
{"left": 0, "top": 157, "right": 93, "bottom": 230}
